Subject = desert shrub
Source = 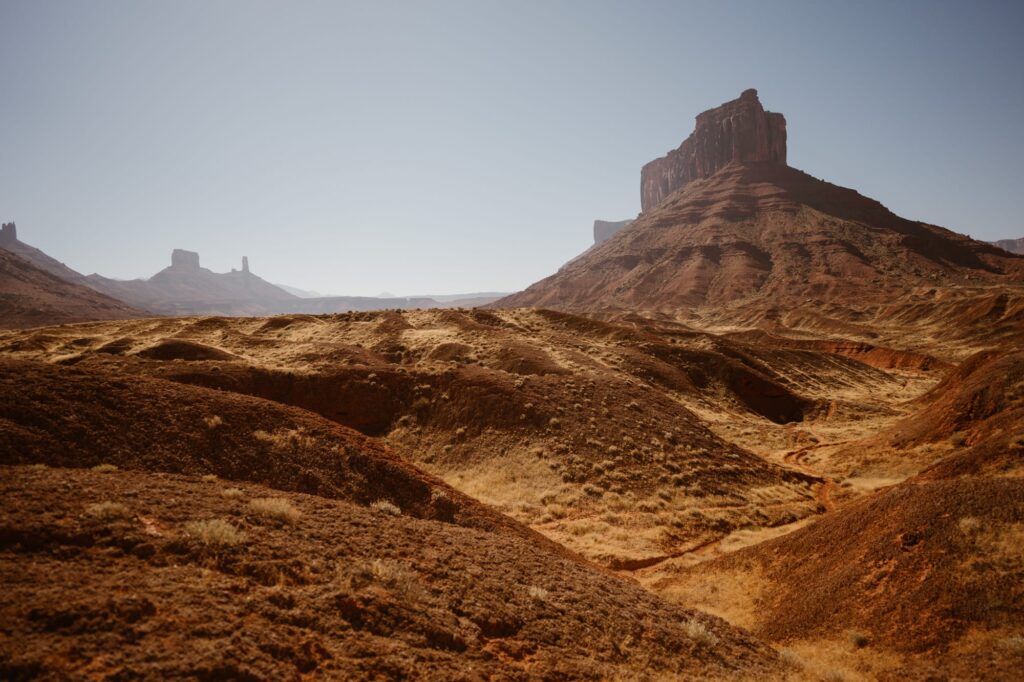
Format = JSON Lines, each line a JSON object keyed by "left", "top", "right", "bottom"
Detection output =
{"left": 430, "top": 488, "right": 449, "bottom": 502}
{"left": 221, "top": 487, "right": 244, "bottom": 499}
{"left": 201, "top": 473, "right": 218, "bottom": 482}
{"left": 527, "top": 585, "right": 549, "bottom": 601}
{"left": 186, "top": 518, "right": 247, "bottom": 546}
{"left": 85, "top": 501, "right": 131, "bottom": 521}
{"left": 249, "top": 497, "right": 301, "bottom": 524}
{"left": 777, "top": 648, "right": 803, "bottom": 668}
{"left": 370, "top": 499, "right": 401, "bottom": 516}
{"left": 91, "top": 463, "right": 118, "bottom": 473}
{"left": 958, "top": 516, "right": 982, "bottom": 534}
{"left": 340, "top": 558, "right": 421, "bottom": 599}
{"left": 253, "top": 428, "right": 318, "bottom": 452}
{"left": 683, "top": 619, "right": 719, "bottom": 648}
{"left": 1000, "top": 635, "right": 1024, "bottom": 652}
{"left": 203, "top": 415, "right": 223, "bottom": 429}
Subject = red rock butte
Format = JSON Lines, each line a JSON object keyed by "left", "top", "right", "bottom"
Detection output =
{"left": 641, "top": 88, "right": 786, "bottom": 212}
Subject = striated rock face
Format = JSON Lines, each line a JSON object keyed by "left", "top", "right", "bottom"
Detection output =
{"left": 594, "top": 219, "right": 633, "bottom": 245}
{"left": 640, "top": 89, "right": 786, "bottom": 212}
{"left": 171, "top": 249, "right": 200, "bottom": 269}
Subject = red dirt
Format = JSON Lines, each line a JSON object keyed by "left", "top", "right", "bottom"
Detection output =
{"left": 683, "top": 478, "right": 1024, "bottom": 654}
{"left": 0, "top": 465, "right": 780, "bottom": 680}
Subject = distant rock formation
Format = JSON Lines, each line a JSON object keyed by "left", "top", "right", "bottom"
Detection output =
{"left": 0, "top": 222, "right": 16, "bottom": 247}
{"left": 594, "top": 219, "right": 633, "bottom": 245}
{"left": 640, "top": 89, "right": 786, "bottom": 212}
{"left": 990, "top": 238, "right": 1024, "bottom": 255}
{"left": 170, "top": 249, "right": 201, "bottom": 269}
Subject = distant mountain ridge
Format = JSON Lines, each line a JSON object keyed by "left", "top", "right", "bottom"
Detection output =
{"left": 1, "top": 222, "right": 506, "bottom": 318}
{"left": 990, "top": 237, "right": 1024, "bottom": 254}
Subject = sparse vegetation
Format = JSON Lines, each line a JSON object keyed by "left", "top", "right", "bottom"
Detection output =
{"left": 528, "top": 585, "right": 549, "bottom": 601}
{"left": 85, "top": 501, "right": 131, "bottom": 521}
{"left": 186, "top": 518, "right": 247, "bottom": 546}
{"left": 370, "top": 499, "right": 401, "bottom": 516}
{"left": 201, "top": 473, "right": 218, "bottom": 482}
{"left": 683, "top": 619, "right": 719, "bottom": 648}
{"left": 339, "top": 558, "right": 421, "bottom": 599}
{"left": 250, "top": 497, "right": 301, "bottom": 524}
{"left": 91, "top": 463, "right": 118, "bottom": 473}
{"left": 203, "top": 415, "right": 223, "bottom": 429}
{"left": 221, "top": 487, "right": 244, "bottom": 498}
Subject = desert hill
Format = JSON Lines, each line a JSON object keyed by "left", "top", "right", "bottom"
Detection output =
{"left": 0, "top": 308, "right": 951, "bottom": 572}
{"left": 496, "top": 91, "right": 1024, "bottom": 316}
{"left": 0, "top": 247, "right": 146, "bottom": 329}
{"left": 0, "top": 358, "right": 784, "bottom": 679}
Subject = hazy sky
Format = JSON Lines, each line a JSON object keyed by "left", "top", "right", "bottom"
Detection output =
{"left": 1, "top": 1, "right": 1022, "bottom": 296}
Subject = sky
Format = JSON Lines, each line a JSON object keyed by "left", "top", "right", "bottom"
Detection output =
{"left": 1, "top": 1, "right": 1022, "bottom": 296}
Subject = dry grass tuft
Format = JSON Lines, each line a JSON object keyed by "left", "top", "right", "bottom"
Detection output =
{"left": 85, "top": 501, "right": 131, "bottom": 521}
{"left": 91, "top": 463, "right": 118, "bottom": 473}
{"left": 201, "top": 473, "right": 218, "bottom": 482}
{"left": 186, "top": 518, "right": 247, "bottom": 546}
{"left": 203, "top": 415, "right": 223, "bottom": 429}
{"left": 221, "top": 487, "right": 244, "bottom": 499}
{"left": 683, "top": 619, "right": 719, "bottom": 648}
{"left": 249, "top": 497, "right": 302, "bottom": 524}
{"left": 370, "top": 499, "right": 401, "bottom": 516}
{"left": 528, "top": 585, "right": 549, "bottom": 601}
{"left": 340, "top": 558, "right": 422, "bottom": 599}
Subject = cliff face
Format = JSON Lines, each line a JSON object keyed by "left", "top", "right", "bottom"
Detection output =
{"left": 640, "top": 89, "right": 786, "bottom": 212}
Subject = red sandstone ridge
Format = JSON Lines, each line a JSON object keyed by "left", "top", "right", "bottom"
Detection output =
{"left": 641, "top": 89, "right": 786, "bottom": 212}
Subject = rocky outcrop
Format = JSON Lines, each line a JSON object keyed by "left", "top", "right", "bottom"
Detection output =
{"left": 640, "top": 89, "right": 786, "bottom": 212}
{"left": 594, "top": 219, "right": 633, "bottom": 245}
{"left": 0, "top": 222, "right": 16, "bottom": 247}
{"left": 170, "top": 249, "right": 200, "bottom": 269}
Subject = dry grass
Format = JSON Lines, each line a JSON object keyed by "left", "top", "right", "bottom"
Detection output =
{"left": 186, "top": 518, "right": 247, "bottom": 546}
{"left": 249, "top": 497, "right": 301, "bottom": 524}
{"left": 201, "top": 473, "right": 218, "bottom": 482}
{"left": 203, "top": 415, "right": 223, "bottom": 429}
{"left": 91, "top": 463, "right": 118, "bottom": 473}
{"left": 85, "top": 501, "right": 131, "bottom": 521}
{"left": 528, "top": 585, "right": 549, "bottom": 601}
{"left": 253, "top": 428, "right": 319, "bottom": 452}
{"left": 340, "top": 558, "right": 421, "bottom": 599}
{"left": 221, "top": 487, "right": 244, "bottom": 499}
{"left": 683, "top": 619, "right": 719, "bottom": 648}
{"left": 370, "top": 499, "right": 401, "bottom": 516}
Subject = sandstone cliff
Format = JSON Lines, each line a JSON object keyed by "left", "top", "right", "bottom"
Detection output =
{"left": 640, "top": 89, "right": 786, "bottom": 212}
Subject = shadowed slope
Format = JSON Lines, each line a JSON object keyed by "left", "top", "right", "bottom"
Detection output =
{"left": 0, "top": 248, "right": 146, "bottom": 329}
